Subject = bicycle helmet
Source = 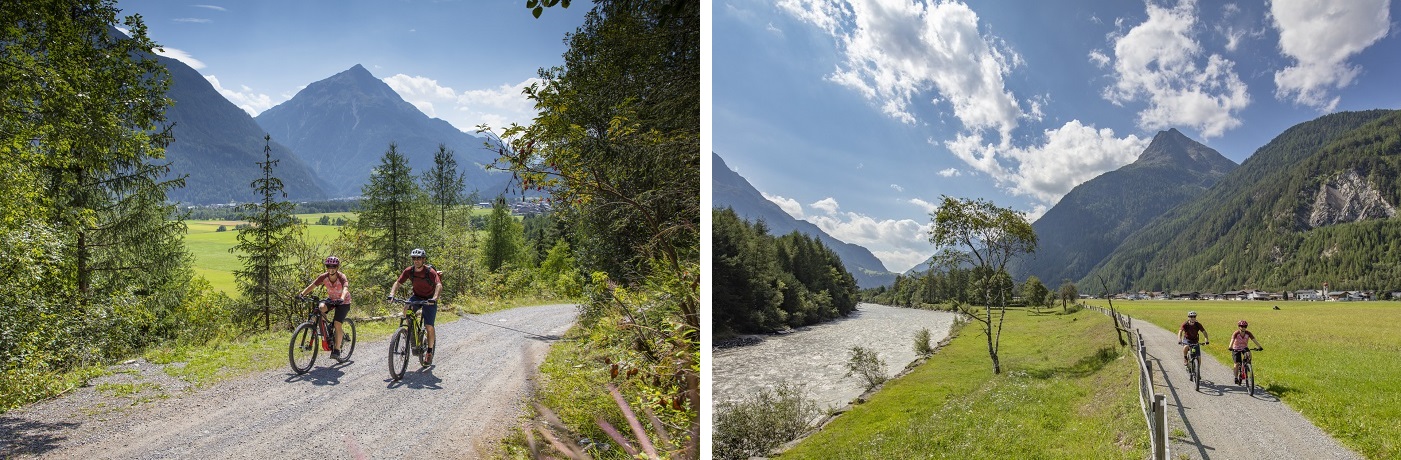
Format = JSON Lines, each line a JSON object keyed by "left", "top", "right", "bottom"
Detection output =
{"left": 1187, "top": 311, "right": 1197, "bottom": 317}
{"left": 1238, "top": 320, "right": 1248, "bottom": 327}
{"left": 410, "top": 248, "right": 426, "bottom": 258}
{"left": 324, "top": 256, "right": 340, "bottom": 267}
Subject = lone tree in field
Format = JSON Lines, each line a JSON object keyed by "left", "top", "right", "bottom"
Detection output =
{"left": 1059, "top": 280, "right": 1078, "bottom": 313}
{"left": 232, "top": 135, "right": 300, "bottom": 330}
{"left": 928, "top": 195, "right": 1036, "bottom": 375}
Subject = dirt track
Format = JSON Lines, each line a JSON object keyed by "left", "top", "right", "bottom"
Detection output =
{"left": 0, "top": 304, "right": 578, "bottom": 459}
{"left": 1136, "top": 320, "right": 1359, "bottom": 459}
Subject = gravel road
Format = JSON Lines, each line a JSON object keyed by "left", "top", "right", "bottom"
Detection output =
{"left": 713, "top": 303, "right": 959, "bottom": 411}
{"left": 0, "top": 304, "right": 578, "bottom": 459}
{"left": 1136, "top": 320, "right": 1360, "bottom": 459}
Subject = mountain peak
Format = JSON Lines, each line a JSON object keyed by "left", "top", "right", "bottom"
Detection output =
{"left": 1133, "top": 128, "right": 1236, "bottom": 174}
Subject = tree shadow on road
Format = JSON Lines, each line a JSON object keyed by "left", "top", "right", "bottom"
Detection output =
{"left": 0, "top": 416, "right": 79, "bottom": 457}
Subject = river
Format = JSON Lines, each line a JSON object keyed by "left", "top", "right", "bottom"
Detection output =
{"left": 712, "top": 303, "right": 960, "bottom": 411}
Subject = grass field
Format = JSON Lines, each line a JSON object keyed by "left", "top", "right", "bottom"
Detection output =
{"left": 184, "top": 216, "right": 348, "bottom": 296}
{"left": 780, "top": 307, "right": 1146, "bottom": 459}
{"left": 1089, "top": 299, "right": 1401, "bottom": 459}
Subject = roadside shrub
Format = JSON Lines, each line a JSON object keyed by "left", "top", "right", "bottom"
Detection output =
{"left": 713, "top": 382, "right": 820, "bottom": 460}
{"left": 845, "top": 346, "right": 888, "bottom": 390}
{"left": 914, "top": 327, "right": 934, "bottom": 356}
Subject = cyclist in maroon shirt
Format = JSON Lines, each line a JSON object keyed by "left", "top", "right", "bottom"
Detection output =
{"left": 388, "top": 248, "right": 442, "bottom": 363}
{"left": 1177, "top": 310, "right": 1209, "bottom": 368}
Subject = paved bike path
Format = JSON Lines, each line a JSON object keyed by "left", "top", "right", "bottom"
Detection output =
{"left": 0, "top": 304, "right": 577, "bottom": 459}
{"left": 1137, "top": 320, "right": 1359, "bottom": 459}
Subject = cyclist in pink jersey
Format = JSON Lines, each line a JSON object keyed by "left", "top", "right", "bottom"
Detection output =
{"left": 1228, "top": 320, "right": 1264, "bottom": 384}
{"left": 299, "top": 256, "right": 352, "bottom": 360}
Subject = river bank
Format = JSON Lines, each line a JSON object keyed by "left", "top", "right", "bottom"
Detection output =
{"left": 712, "top": 303, "right": 960, "bottom": 411}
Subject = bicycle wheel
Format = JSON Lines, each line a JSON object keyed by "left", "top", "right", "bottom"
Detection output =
{"left": 1246, "top": 362, "right": 1255, "bottom": 396}
{"left": 1193, "top": 358, "right": 1201, "bottom": 391}
{"left": 289, "top": 322, "right": 318, "bottom": 374}
{"left": 418, "top": 325, "right": 430, "bottom": 367}
{"left": 388, "top": 327, "right": 410, "bottom": 381}
{"left": 340, "top": 319, "right": 357, "bottom": 361}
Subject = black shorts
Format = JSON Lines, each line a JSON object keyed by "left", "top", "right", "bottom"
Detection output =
{"left": 323, "top": 300, "right": 350, "bottom": 323}
{"left": 1231, "top": 349, "right": 1251, "bottom": 364}
{"left": 410, "top": 296, "right": 437, "bottom": 326}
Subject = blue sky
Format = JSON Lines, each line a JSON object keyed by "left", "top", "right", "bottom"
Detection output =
{"left": 715, "top": 0, "right": 1400, "bottom": 273}
{"left": 117, "top": 0, "right": 590, "bottom": 133}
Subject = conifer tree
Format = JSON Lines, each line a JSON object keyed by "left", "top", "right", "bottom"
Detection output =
{"left": 421, "top": 143, "right": 470, "bottom": 230}
{"left": 356, "top": 143, "right": 432, "bottom": 282}
{"left": 232, "top": 135, "right": 301, "bottom": 330}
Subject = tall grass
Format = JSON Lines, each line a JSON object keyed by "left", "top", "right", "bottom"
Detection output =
{"left": 1096, "top": 299, "right": 1401, "bottom": 459}
{"left": 780, "top": 308, "right": 1146, "bottom": 458}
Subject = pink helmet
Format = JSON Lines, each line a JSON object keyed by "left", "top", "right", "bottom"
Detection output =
{"left": 324, "top": 256, "right": 340, "bottom": 267}
{"left": 1237, "top": 320, "right": 1248, "bottom": 327}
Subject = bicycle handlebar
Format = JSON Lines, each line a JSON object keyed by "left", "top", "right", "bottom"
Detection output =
{"left": 387, "top": 297, "right": 436, "bottom": 307}
{"left": 1179, "top": 340, "right": 1209, "bottom": 346}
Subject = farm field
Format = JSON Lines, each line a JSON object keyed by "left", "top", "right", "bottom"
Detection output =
{"left": 1088, "top": 299, "right": 1401, "bottom": 459}
{"left": 184, "top": 215, "right": 348, "bottom": 296}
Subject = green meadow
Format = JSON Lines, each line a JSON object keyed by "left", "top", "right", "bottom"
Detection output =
{"left": 184, "top": 215, "right": 349, "bottom": 296}
{"left": 1090, "top": 299, "right": 1401, "bottom": 459}
{"left": 781, "top": 307, "right": 1146, "bottom": 459}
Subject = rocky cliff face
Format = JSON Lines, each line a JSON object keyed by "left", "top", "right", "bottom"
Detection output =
{"left": 1304, "top": 169, "right": 1396, "bottom": 229}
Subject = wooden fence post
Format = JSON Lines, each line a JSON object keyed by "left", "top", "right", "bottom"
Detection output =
{"left": 1153, "top": 394, "right": 1167, "bottom": 460}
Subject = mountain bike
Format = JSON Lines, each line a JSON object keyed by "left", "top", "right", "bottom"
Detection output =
{"left": 288, "top": 295, "right": 358, "bottom": 374}
{"left": 1180, "top": 340, "right": 1208, "bottom": 391}
{"left": 387, "top": 297, "right": 434, "bottom": 381}
{"left": 1234, "top": 347, "right": 1263, "bottom": 395}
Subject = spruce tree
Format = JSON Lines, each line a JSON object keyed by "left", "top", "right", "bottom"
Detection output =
{"left": 356, "top": 143, "right": 432, "bottom": 282}
{"left": 421, "top": 143, "right": 470, "bottom": 230}
{"left": 232, "top": 135, "right": 301, "bottom": 330}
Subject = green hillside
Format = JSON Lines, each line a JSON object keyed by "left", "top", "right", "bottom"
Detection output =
{"left": 1083, "top": 110, "right": 1401, "bottom": 293}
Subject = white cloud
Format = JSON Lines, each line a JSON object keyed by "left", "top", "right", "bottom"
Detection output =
{"left": 762, "top": 192, "right": 805, "bottom": 219}
{"left": 803, "top": 207, "right": 934, "bottom": 273}
{"left": 766, "top": 22, "right": 783, "bottom": 35}
{"left": 778, "top": 0, "right": 1024, "bottom": 141}
{"left": 890, "top": 184, "right": 904, "bottom": 192}
{"left": 1269, "top": 0, "right": 1391, "bottom": 112}
{"left": 945, "top": 120, "right": 1149, "bottom": 204}
{"left": 384, "top": 74, "right": 541, "bottom": 133}
{"left": 1101, "top": 0, "right": 1250, "bottom": 138}
{"left": 155, "top": 47, "right": 205, "bottom": 70}
{"left": 810, "top": 197, "right": 840, "bottom": 215}
{"left": 204, "top": 75, "right": 274, "bottom": 116}
{"left": 937, "top": 167, "right": 962, "bottom": 177}
{"left": 193, "top": 4, "right": 227, "bottom": 11}
{"left": 909, "top": 198, "right": 939, "bottom": 214}
{"left": 174, "top": 18, "right": 211, "bottom": 23}
{"left": 1088, "top": 50, "right": 1111, "bottom": 68}
{"left": 1024, "top": 204, "right": 1049, "bottom": 223}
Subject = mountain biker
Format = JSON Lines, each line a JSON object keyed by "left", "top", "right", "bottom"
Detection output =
{"left": 298, "top": 256, "right": 352, "bottom": 361}
{"left": 1229, "top": 320, "right": 1264, "bottom": 384}
{"left": 388, "top": 248, "right": 442, "bottom": 364}
{"left": 1178, "top": 311, "right": 1209, "bottom": 368}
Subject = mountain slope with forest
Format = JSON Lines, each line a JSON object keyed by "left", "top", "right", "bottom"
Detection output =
{"left": 1010, "top": 128, "right": 1237, "bottom": 286}
{"left": 713, "top": 152, "right": 896, "bottom": 288}
{"left": 1082, "top": 109, "right": 1401, "bottom": 293}
{"left": 158, "top": 55, "right": 328, "bottom": 204}
{"left": 255, "top": 64, "right": 510, "bottom": 198}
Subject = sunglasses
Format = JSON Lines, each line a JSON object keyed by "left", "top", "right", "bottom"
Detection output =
{"left": 325, "top": 264, "right": 339, "bottom": 268}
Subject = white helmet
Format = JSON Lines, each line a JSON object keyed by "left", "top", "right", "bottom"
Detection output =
{"left": 410, "top": 248, "right": 426, "bottom": 258}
